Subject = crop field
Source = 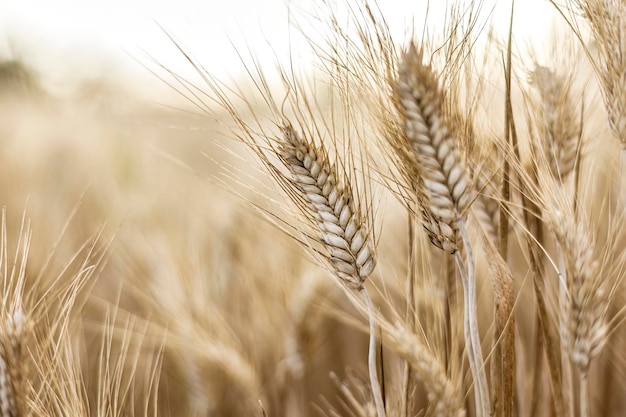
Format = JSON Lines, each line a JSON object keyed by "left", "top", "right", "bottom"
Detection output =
{"left": 0, "top": 1, "right": 625, "bottom": 417}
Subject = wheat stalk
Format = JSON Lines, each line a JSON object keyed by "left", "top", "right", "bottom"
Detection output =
{"left": 529, "top": 64, "right": 582, "bottom": 414}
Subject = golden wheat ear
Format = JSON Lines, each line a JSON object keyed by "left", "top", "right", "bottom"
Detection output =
{"left": 394, "top": 43, "right": 472, "bottom": 254}
{"left": 278, "top": 123, "right": 376, "bottom": 290}
{"left": 277, "top": 123, "right": 385, "bottom": 417}
{"left": 566, "top": 1, "right": 626, "bottom": 144}
{"left": 393, "top": 42, "right": 490, "bottom": 417}
{"left": 542, "top": 193, "right": 613, "bottom": 417}
{"left": 530, "top": 66, "right": 580, "bottom": 184}
{"left": 384, "top": 323, "right": 464, "bottom": 417}
{"left": 0, "top": 306, "right": 24, "bottom": 417}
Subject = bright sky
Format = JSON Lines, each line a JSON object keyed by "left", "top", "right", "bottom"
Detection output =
{"left": 0, "top": 0, "right": 558, "bottom": 98}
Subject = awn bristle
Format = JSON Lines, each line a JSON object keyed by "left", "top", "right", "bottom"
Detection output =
{"left": 531, "top": 66, "right": 580, "bottom": 183}
{"left": 394, "top": 43, "right": 473, "bottom": 254}
{"left": 279, "top": 124, "right": 376, "bottom": 290}
{"left": 546, "top": 210, "right": 608, "bottom": 373}
{"left": 0, "top": 306, "right": 24, "bottom": 417}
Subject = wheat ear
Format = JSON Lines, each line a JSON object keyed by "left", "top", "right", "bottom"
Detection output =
{"left": 0, "top": 306, "right": 24, "bottom": 417}
{"left": 571, "top": 0, "right": 626, "bottom": 144}
{"left": 531, "top": 66, "right": 580, "bottom": 184}
{"left": 530, "top": 64, "right": 583, "bottom": 413}
{"left": 394, "top": 43, "right": 472, "bottom": 254}
{"left": 473, "top": 182, "right": 500, "bottom": 245}
{"left": 394, "top": 43, "right": 489, "bottom": 416}
{"left": 385, "top": 324, "right": 464, "bottom": 417}
{"left": 279, "top": 124, "right": 376, "bottom": 290}
{"left": 279, "top": 124, "right": 384, "bottom": 417}
{"left": 545, "top": 206, "right": 608, "bottom": 417}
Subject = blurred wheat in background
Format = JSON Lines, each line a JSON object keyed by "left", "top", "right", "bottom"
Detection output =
{"left": 0, "top": 1, "right": 625, "bottom": 416}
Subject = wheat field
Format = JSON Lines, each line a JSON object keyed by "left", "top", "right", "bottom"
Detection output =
{"left": 1, "top": 1, "right": 625, "bottom": 417}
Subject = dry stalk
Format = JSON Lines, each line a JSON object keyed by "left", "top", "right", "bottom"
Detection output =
{"left": 401, "top": 212, "right": 417, "bottom": 417}
{"left": 394, "top": 43, "right": 488, "bottom": 417}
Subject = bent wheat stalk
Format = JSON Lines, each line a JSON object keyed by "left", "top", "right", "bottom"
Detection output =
{"left": 530, "top": 66, "right": 580, "bottom": 184}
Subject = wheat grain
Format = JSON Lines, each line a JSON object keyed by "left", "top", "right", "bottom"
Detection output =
{"left": 541, "top": 182, "right": 615, "bottom": 417}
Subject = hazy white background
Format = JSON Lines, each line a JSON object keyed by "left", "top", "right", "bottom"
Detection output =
{"left": 0, "top": 0, "right": 557, "bottom": 98}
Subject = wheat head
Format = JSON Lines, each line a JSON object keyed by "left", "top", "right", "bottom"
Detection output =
{"left": 0, "top": 307, "right": 23, "bottom": 417}
{"left": 279, "top": 123, "right": 376, "bottom": 290}
{"left": 546, "top": 208, "right": 608, "bottom": 373}
{"left": 530, "top": 66, "right": 580, "bottom": 183}
{"left": 394, "top": 43, "right": 473, "bottom": 254}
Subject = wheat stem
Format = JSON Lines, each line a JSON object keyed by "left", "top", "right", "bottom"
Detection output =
{"left": 579, "top": 370, "right": 589, "bottom": 417}
{"left": 361, "top": 288, "right": 386, "bottom": 417}
{"left": 557, "top": 246, "right": 575, "bottom": 416}
{"left": 455, "top": 220, "right": 490, "bottom": 417}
